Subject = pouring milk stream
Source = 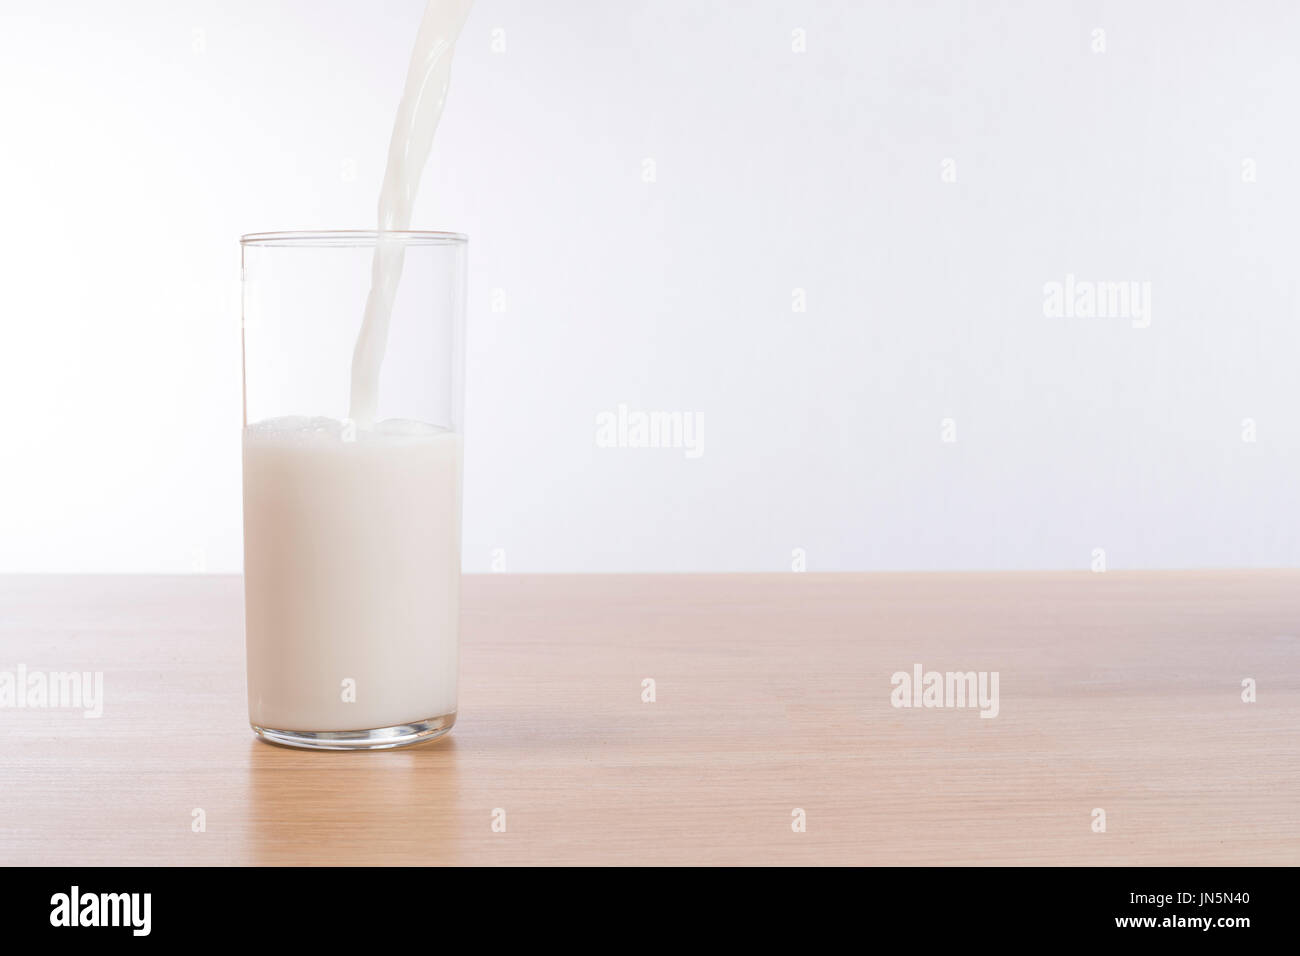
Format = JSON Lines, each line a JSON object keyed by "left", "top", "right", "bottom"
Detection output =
{"left": 350, "top": 0, "right": 473, "bottom": 428}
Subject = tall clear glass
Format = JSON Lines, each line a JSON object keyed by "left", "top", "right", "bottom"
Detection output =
{"left": 240, "top": 230, "right": 467, "bottom": 750}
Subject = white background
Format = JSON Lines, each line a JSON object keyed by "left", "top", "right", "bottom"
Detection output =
{"left": 2, "top": 0, "right": 1298, "bottom": 573}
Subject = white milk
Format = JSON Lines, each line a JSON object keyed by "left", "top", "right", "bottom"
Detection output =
{"left": 243, "top": 417, "right": 462, "bottom": 731}
{"left": 349, "top": 0, "right": 473, "bottom": 428}
{"left": 243, "top": 1, "right": 472, "bottom": 738}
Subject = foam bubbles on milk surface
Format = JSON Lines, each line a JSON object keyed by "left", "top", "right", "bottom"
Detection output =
{"left": 245, "top": 416, "right": 449, "bottom": 445}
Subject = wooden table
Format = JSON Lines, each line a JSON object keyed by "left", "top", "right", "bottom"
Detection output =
{"left": 1, "top": 572, "right": 1296, "bottom": 866}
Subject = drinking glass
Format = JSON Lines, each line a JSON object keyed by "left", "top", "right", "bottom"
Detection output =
{"left": 240, "top": 230, "right": 467, "bottom": 749}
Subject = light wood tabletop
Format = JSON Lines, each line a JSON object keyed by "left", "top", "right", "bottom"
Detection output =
{"left": 1, "top": 572, "right": 1297, "bottom": 866}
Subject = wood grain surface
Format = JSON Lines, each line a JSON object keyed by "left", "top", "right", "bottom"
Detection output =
{"left": 1, "top": 572, "right": 1297, "bottom": 866}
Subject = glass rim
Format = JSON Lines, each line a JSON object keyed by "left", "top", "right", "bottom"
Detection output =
{"left": 240, "top": 229, "right": 468, "bottom": 247}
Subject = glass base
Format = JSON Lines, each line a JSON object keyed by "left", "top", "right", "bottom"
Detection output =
{"left": 251, "top": 712, "right": 456, "bottom": 751}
